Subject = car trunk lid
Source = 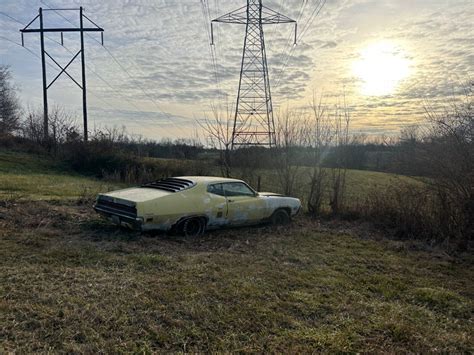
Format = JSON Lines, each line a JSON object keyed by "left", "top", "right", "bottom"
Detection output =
{"left": 101, "top": 187, "right": 172, "bottom": 203}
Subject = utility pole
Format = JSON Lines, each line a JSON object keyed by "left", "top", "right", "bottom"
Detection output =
{"left": 211, "top": 0, "right": 296, "bottom": 148}
{"left": 39, "top": 8, "right": 48, "bottom": 140}
{"left": 20, "top": 7, "right": 104, "bottom": 142}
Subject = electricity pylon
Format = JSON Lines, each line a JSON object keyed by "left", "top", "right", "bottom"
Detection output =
{"left": 211, "top": 0, "right": 296, "bottom": 148}
{"left": 20, "top": 7, "right": 104, "bottom": 142}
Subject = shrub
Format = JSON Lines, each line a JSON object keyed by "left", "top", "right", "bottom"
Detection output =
{"left": 360, "top": 179, "right": 472, "bottom": 251}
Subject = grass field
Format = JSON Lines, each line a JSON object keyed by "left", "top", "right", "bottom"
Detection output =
{"left": 251, "top": 166, "right": 419, "bottom": 209}
{"left": 0, "top": 149, "right": 414, "bottom": 205}
{"left": 1, "top": 150, "right": 473, "bottom": 352}
{"left": 0, "top": 150, "right": 123, "bottom": 200}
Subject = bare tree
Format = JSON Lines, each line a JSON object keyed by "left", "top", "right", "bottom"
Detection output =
{"left": 21, "top": 108, "right": 44, "bottom": 145}
{"left": 421, "top": 83, "right": 473, "bottom": 247}
{"left": 306, "top": 93, "right": 333, "bottom": 215}
{"left": 328, "top": 97, "right": 351, "bottom": 215}
{"left": 21, "top": 106, "right": 80, "bottom": 151}
{"left": 0, "top": 66, "right": 21, "bottom": 135}
{"left": 273, "top": 107, "right": 305, "bottom": 196}
{"left": 198, "top": 103, "right": 233, "bottom": 177}
{"left": 92, "top": 125, "right": 129, "bottom": 145}
{"left": 396, "top": 125, "right": 422, "bottom": 175}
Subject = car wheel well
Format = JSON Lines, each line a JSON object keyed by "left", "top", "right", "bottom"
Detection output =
{"left": 174, "top": 216, "right": 208, "bottom": 236}
{"left": 274, "top": 207, "right": 291, "bottom": 216}
{"left": 270, "top": 208, "right": 291, "bottom": 225}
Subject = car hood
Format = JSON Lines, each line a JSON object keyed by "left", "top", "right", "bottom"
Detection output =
{"left": 258, "top": 192, "right": 284, "bottom": 197}
{"left": 100, "top": 187, "right": 171, "bottom": 203}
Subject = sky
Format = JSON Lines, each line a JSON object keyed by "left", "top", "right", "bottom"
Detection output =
{"left": 0, "top": 0, "right": 473, "bottom": 141}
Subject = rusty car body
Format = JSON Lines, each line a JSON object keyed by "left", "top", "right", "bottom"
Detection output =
{"left": 94, "top": 176, "right": 301, "bottom": 236}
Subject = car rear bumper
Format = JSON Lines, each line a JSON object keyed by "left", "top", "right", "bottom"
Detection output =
{"left": 93, "top": 204, "right": 143, "bottom": 230}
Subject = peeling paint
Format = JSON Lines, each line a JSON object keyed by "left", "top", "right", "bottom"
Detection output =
{"left": 97, "top": 177, "right": 302, "bottom": 232}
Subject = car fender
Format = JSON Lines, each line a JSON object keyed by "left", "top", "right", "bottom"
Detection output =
{"left": 260, "top": 195, "right": 301, "bottom": 218}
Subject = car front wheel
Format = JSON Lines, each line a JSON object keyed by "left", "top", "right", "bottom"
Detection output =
{"left": 271, "top": 209, "right": 290, "bottom": 226}
{"left": 182, "top": 217, "right": 206, "bottom": 237}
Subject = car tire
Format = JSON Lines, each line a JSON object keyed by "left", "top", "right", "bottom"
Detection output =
{"left": 271, "top": 209, "right": 290, "bottom": 226}
{"left": 182, "top": 217, "right": 206, "bottom": 237}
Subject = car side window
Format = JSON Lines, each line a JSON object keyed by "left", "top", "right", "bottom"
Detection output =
{"left": 207, "top": 183, "right": 225, "bottom": 196}
{"left": 223, "top": 182, "right": 255, "bottom": 197}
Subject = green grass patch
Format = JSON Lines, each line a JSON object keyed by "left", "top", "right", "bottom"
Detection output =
{"left": 0, "top": 150, "right": 123, "bottom": 200}
{"left": 0, "top": 149, "right": 418, "bottom": 205}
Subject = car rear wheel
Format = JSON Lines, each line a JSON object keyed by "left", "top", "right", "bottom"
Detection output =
{"left": 182, "top": 217, "right": 206, "bottom": 237}
{"left": 271, "top": 209, "right": 290, "bottom": 226}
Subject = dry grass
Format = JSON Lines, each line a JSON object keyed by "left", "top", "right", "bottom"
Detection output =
{"left": 1, "top": 200, "right": 472, "bottom": 352}
{"left": 0, "top": 149, "right": 472, "bottom": 351}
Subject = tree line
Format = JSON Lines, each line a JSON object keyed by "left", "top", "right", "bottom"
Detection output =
{"left": 1, "top": 65, "right": 472, "bottom": 250}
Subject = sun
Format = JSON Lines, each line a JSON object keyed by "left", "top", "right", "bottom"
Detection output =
{"left": 352, "top": 41, "right": 411, "bottom": 96}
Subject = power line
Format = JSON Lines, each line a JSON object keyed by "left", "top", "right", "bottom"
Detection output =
{"left": 212, "top": 0, "right": 297, "bottom": 148}
{"left": 270, "top": 1, "right": 306, "bottom": 75}
{"left": 297, "top": 0, "right": 326, "bottom": 41}
{"left": 273, "top": 1, "right": 312, "bottom": 79}
{"left": 40, "top": 0, "right": 191, "bottom": 138}
{"left": 201, "top": 0, "right": 224, "bottom": 110}
{"left": 0, "top": 36, "right": 57, "bottom": 70}
{"left": 0, "top": 14, "right": 180, "bottom": 138}
{"left": 273, "top": 0, "right": 326, "bottom": 90}
{"left": 1, "top": 9, "right": 184, "bottom": 138}
{"left": 20, "top": 6, "right": 105, "bottom": 141}
{"left": 1, "top": 35, "right": 179, "bottom": 136}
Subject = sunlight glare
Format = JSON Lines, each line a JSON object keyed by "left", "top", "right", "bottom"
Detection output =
{"left": 352, "top": 41, "right": 411, "bottom": 96}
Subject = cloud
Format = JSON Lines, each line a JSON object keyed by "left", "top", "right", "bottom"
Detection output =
{"left": 0, "top": 0, "right": 472, "bottom": 139}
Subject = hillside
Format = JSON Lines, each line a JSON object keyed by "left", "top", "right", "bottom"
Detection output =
{"left": 0, "top": 150, "right": 473, "bottom": 352}
{"left": 0, "top": 150, "right": 124, "bottom": 200}
{"left": 0, "top": 149, "right": 414, "bottom": 204}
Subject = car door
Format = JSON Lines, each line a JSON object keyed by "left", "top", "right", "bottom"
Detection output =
{"left": 222, "top": 182, "right": 266, "bottom": 226}
{"left": 206, "top": 183, "right": 229, "bottom": 227}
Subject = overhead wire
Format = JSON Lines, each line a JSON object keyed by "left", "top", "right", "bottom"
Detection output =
{"left": 213, "top": 0, "right": 231, "bottom": 109}
{"left": 273, "top": 0, "right": 326, "bottom": 90}
{"left": 3, "top": 0, "right": 326, "bottom": 138}
{"left": 200, "top": 0, "right": 224, "bottom": 112}
{"left": 297, "top": 0, "right": 326, "bottom": 41}
{"left": 0, "top": 35, "right": 139, "bottom": 126}
{"left": 39, "top": 0, "right": 191, "bottom": 138}
{"left": 0, "top": 36, "right": 57, "bottom": 70}
{"left": 272, "top": 0, "right": 312, "bottom": 83}
{"left": 268, "top": 0, "right": 305, "bottom": 84}
{"left": 0, "top": 12, "right": 179, "bottom": 137}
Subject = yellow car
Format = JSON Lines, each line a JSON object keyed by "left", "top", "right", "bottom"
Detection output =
{"left": 94, "top": 176, "right": 301, "bottom": 236}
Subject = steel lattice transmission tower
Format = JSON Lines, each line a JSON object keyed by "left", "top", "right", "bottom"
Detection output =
{"left": 211, "top": 0, "right": 296, "bottom": 148}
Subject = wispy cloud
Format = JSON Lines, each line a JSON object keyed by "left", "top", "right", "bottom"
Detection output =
{"left": 0, "top": 0, "right": 472, "bottom": 139}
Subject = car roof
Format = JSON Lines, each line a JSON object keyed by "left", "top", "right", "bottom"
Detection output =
{"left": 175, "top": 176, "right": 244, "bottom": 184}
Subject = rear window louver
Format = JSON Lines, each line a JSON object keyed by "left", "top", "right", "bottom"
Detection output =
{"left": 142, "top": 178, "right": 196, "bottom": 193}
